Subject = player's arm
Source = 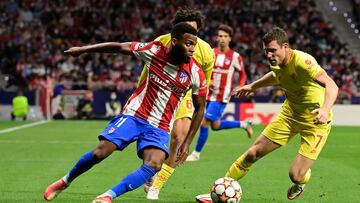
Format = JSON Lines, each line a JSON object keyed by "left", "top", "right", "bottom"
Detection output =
{"left": 176, "top": 94, "right": 206, "bottom": 164}
{"left": 177, "top": 66, "right": 208, "bottom": 164}
{"left": 64, "top": 42, "right": 133, "bottom": 57}
{"left": 238, "top": 55, "right": 247, "bottom": 86}
{"left": 203, "top": 51, "right": 215, "bottom": 86}
{"left": 232, "top": 71, "right": 279, "bottom": 97}
{"left": 311, "top": 72, "right": 339, "bottom": 124}
{"left": 238, "top": 68, "right": 247, "bottom": 87}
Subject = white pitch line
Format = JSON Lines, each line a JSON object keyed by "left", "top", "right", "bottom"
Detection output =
{"left": 0, "top": 120, "right": 50, "bottom": 135}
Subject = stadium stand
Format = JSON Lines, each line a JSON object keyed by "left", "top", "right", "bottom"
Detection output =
{"left": 0, "top": 0, "right": 359, "bottom": 110}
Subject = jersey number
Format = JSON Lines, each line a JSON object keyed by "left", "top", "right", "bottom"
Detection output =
{"left": 314, "top": 134, "right": 324, "bottom": 149}
{"left": 186, "top": 100, "right": 193, "bottom": 109}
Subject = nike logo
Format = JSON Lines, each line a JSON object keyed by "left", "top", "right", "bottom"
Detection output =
{"left": 128, "top": 184, "right": 133, "bottom": 190}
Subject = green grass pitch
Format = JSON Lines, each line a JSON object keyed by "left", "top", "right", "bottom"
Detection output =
{"left": 0, "top": 120, "right": 359, "bottom": 202}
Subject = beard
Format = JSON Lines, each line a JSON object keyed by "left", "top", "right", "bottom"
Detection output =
{"left": 170, "top": 44, "right": 191, "bottom": 64}
{"left": 268, "top": 59, "right": 278, "bottom": 66}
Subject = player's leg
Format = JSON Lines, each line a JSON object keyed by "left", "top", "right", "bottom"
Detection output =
{"left": 94, "top": 125, "right": 169, "bottom": 202}
{"left": 196, "top": 113, "right": 296, "bottom": 202}
{"left": 145, "top": 95, "right": 193, "bottom": 199}
{"left": 147, "top": 117, "right": 191, "bottom": 199}
{"left": 226, "top": 114, "right": 296, "bottom": 180}
{"left": 68, "top": 140, "right": 116, "bottom": 182}
{"left": 287, "top": 121, "right": 331, "bottom": 200}
{"left": 186, "top": 117, "right": 210, "bottom": 161}
{"left": 65, "top": 115, "right": 131, "bottom": 184}
{"left": 214, "top": 119, "right": 254, "bottom": 138}
{"left": 44, "top": 115, "right": 130, "bottom": 201}
{"left": 195, "top": 134, "right": 281, "bottom": 203}
{"left": 94, "top": 148, "right": 165, "bottom": 203}
{"left": 226, "top": 134, "right": 281, "bottom": 179}
{"left": 287, "top": 154, "right": 313, "bottom": 200}
{"left": 188, "top": 102, "right": 253, "bottom": 161}
{"left": 164, "top": 117, "right": 191, "bottom": 168}
{"left": 44, "top": 140, "right": 117, "bottom": 201}
{"left": 209, "top": 102, "right": 253, "bottom": 137}
{"left": 187, "top": 101, "right": 222, "bottom": 161}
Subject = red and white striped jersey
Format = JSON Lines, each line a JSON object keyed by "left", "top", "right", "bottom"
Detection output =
{"left": 207, "top": 48, "right": 247, "bottom": 103}
{"left": 122, "top": 41, "right": 207, "bottom": 132}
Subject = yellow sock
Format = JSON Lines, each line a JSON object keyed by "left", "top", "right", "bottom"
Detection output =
{"left": 225, "top": 154, "right": 253, "bottom": 180}
{"left": 299, "top": 168, "right": 311, "bottom": 184}
{"left": 153, "top": 163, "right": 175, "bottom": 190}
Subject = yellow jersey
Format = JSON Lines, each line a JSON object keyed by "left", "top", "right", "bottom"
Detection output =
{"left": 270, "top": 49, "right": 333, "bottom": 120}
{"left": 137, "top": 33, "right": 214, "bottom": 86}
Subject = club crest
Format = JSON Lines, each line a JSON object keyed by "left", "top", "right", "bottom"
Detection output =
{"left": 225, "top": 58, "right": 231, "bottom": 65}
{"left": 179, "top": 71, "right": 188, "bottom": 84}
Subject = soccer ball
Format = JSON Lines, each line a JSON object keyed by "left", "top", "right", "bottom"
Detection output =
{"left": 210, "top": 177, "right": 242, "bottom": 203}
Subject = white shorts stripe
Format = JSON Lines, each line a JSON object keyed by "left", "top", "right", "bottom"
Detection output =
{"left": 117, "top": 117, "right": 128, "bottom": 127}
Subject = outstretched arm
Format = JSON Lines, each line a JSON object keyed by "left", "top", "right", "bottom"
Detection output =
{"left": 176, "top": 95, "right": 206, "bottom": 164}
{"left": 64, "top": 42, "right": 133, "bottom": 57}
{"left": 232, "top": 71, "right": 278, "bottom": 97}
{"left": 311, "top": 72, "right": 338, "bottom": 124}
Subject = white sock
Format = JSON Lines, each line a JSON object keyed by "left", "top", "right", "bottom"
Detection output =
{"left": 62, "top": 175, "right": 69, "bottom": 184}
{"left": 240, "top": 121, "right": 247, "bottom": 129}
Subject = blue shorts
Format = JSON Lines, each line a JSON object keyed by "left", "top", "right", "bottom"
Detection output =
{"left": 99, "top": 114, "right": 169, "bottom": 159}
{"left": 204, "top": 101, "right": 227, "bottom": 121}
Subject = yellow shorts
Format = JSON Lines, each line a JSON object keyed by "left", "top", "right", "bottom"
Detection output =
{"left": 262, "top": 112, "right": 331, "bottom": 160}
{"left": 175, "top": 91, "right": 194, "bottom": 120}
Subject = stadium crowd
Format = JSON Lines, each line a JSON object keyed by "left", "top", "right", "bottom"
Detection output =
{"left": 353, "top": 0, "right": 360, "bottom": 30}
{"left": 1, "top": 0, "right": 359, "bottom": 103}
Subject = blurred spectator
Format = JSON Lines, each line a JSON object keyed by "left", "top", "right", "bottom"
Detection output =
{"left": 351, "top": 0, "right": 360, "bottom": 30}
{"left": 11, "top": 91, "right": 28, "bottom": 120}
{"left": 105, "top": 91, "right": 121, "bottom": 119}
{"left": 76, "top": 91, "right": 94, "bottom": 119}
{"left": 0, "top": 0, "right": 359, "bottom": 103}
{"left": 53, "top": 106, "right": 65, "bottom": 120}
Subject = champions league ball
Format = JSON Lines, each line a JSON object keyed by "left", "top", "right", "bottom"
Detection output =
{"left": 210, "top": 177, "right": 242, "bottom": 203}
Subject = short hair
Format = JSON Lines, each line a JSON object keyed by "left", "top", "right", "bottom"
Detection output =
{"left": 262, "top": 27, "right": 289, "bottom": 45}
{"left": 218, "top": 24, "right": 234, "bottom": 37}
{"left": 172, "top": 7, "right": 205, "bottom": 30}
{"left": 171, "top": 22, "right": 198, "bottom": 39}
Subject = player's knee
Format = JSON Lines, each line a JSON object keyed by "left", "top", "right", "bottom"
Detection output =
{"left": 210, "top": 124, "right": 219, "bottom": 131}
{"left": 92, "top": 147, "right": 112, "bottom": 162}
{"left": 91, "top": 151, "right": 105, "bottom": 163}
{"left": 144, "top": 160, "right": 162, "bottom": 172}
{"left": 201, "top": 119, "right": 211, "bottom": 128}
{"left": 210, "top": 121, "right": 220, "bottom": 131}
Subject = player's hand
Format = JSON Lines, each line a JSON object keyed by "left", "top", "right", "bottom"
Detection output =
{"left": 64, "top": 47, "right": 85, "bottom": 57}
{"left": 311, "top": 108, "right": 329, "bottom": 125}
{"left": 232, "top": 84, "right": 254, "bottom": 98}
{"left": 176, "top": 143, "right": 189, "bottom": 165}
